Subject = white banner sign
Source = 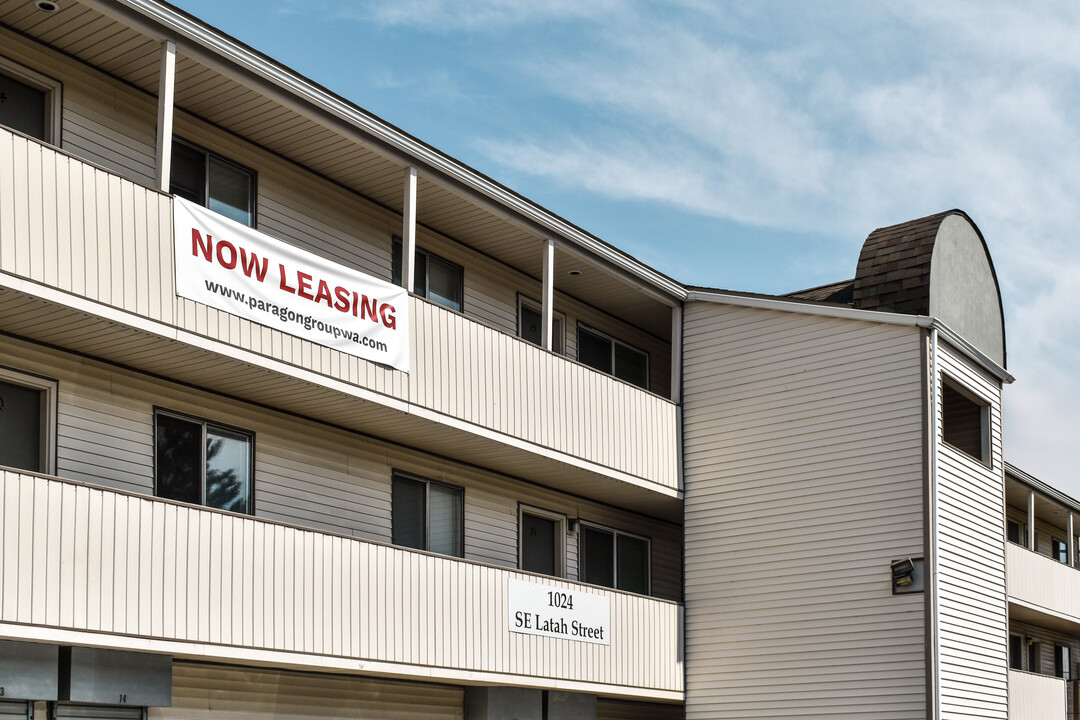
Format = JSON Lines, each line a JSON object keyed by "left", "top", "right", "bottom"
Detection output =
{"left": 173, "top": 198, "right": 409, "bottom": 372}
{"left": 508, "top": 578, "right": 610, "bottom": 645}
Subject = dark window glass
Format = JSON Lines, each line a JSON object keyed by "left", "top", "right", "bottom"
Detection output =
{"left": 521, "top": 512, "right": 557, "bottom": 576}
{"left": 205, "top": 426, "right": 252, "bottom": 514}
{"left": 1006, "top": 520, "right": 1021, "bottom": 545}
{"left": 0, "top": 379, "right": 42, "bottom": 472}
{"left": 581, "top": 525, "right": 614, "bottom": 588}
{"left": 521, "top": 304, "right": 543, "bottom": 346}
{"left": 391, "top": 474, "right": 463, "bottom": 557}
{"left": 614, "top": 342, "right": 648, "bottom": 389}
{"left": 392, "top": 475, "right": 427, "bottom": 551}
{"left": 208, "top": 155, "right": 254, "bottom": 226}
{"left": 170, "top": 140, "right": 207, "bottom": 206}
{"left": 942, "top": 381, "right": 985, "bottom": 461}
{"left": 1053, "top": 538, "right": 1069, "bottom": 564}
{"left": 617, "top": 534, "right": 649, "bottom": 594}
{"left": 1029, "top": 642, "right": 1041, "bottom": 673}
{"left": 156, "top": 412, "right": 252, "bottom": 512}
{"left": 171, "top": 139, "right": 254, "bottom": 227}
{"left": 155, "top": 414, "right": 201, "bottom": 506}
{"left": 391, "top": 241, "right": 462, "bottom": 312}
{"left": 1009, "top": 635, "right": 1023, "bottom": 670}
{"left": 0, "top": 71, "right": 46, "bottom": 141}
{"left": 427, "top": 255, "right": 462, "bottom": 311}
{"left": 578, "top": 328, "right": 612, "bottom": 374}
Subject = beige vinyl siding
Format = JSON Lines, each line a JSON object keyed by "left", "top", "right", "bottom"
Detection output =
{"left": 0, "top": 335, "right": 681, "bottom": 600}
{"left": 0, "top": 25, "right": 156, "bottom": 184}
{"left": 0, "top": 467, "right": 683, "bottom": 695}
{"left": 681, "top": 301, "right": 927, "bottom": 719}
{"left": 159, "top": 662, "right": 463, "bottom": 720}
{"left": 1, "top": 23, "right": 671, "bottom": 396}
{"left": 0, "top": 126, "right": 678, "bottom": 490}
{"left": 934, "top": 342, "right": 1008, "bottom": 720}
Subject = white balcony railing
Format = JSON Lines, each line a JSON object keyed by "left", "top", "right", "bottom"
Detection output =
{"left": 0, "top": 469, "right": 683, "bottom": 698}
{"left": 1009, "top": 670, "right": 1066, "bottom": 720}
{"left": 1006, "top": 542, "right": 1080, "bottom": 622}
{"left": 0, "top": 128, "right": 678, "bottom": 492}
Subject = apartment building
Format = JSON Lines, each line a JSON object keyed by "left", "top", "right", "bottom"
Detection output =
{"left": 0, "top": 0, "right": 1066, "bottom": 718}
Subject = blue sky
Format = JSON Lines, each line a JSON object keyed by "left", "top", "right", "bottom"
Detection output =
{"left": 173, "top": 0, "right": 1080, "bottom": 495}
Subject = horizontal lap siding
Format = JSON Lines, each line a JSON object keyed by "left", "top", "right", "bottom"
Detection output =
{"left": 0, "top": 337, "right": 681, "bottom": 600}
{"left": 681, "top": 302, "right": 927, "bottom": 719}
{"left": 1, "top": 123, "right": 677, "bottom": 488}
{"left": 0, "top": 468, "right": 682, "bottom": 693}
{"left": 935, "top": 343, "right": 1006, "bottom": 719}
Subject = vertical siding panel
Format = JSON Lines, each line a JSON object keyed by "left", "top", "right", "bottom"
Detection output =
{"left": 84, "top": 487, "right": 103, "bottom": 631}
{"left": 12, "top": 136, "right": 31, "bottom": 278}
{"left": 40, "top": 148, "right": 59, "bottom": 287}
{"left": 0, "top": 132, "right": 15, "bottom": 273}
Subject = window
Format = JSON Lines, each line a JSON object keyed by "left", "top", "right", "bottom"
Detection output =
{"left": 170, "top": 138, "right": 255, "bottom": 226}
{"left": 941, "top": 377, "right": 988, "bottom": 463}
{"left": 0, "top": 367, "right": 56, "bottom": 473}
{"left": 579, "top": 522, "right": 650, "bottom": 594}
{"left": 518, "top": 297, "right": 564, "bottom": 354}
{"left": 577, "top": 326, "right": 648, "bottom": 390}
{"left": 0, "top": 57, "right": 61, "bottom": 144}
{"left": 155, "top": 410, "right": 253, "bottom": 514}
{"left": 519, "top": 506, "right": 565, "bottom": 576}
{"left": 391, "top": 239, "right": 463, "bottom": 312}
{"left": 1053, "top": 538, "right": 1069, "bottom": 564}
{"left": 1028, "top": 640, "right": 1042, "bottom": 673}
{"left": 1006, "top": 519, "right": 1022, "bottom": 546}
{"left": 1056, "top": 644, "right": 1071, "bottom": 679}
{"left": 1009, "top": 635, "right": 1023, "bottom": 670}
{"left": 392, "top": 472, "right": 463, "bottom": 557}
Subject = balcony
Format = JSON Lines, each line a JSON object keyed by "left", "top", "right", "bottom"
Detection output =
{"left": 1007, "top": 543, "right": 1080, "bottom": 626}
{"left": 0, "top": 129, "right": 679, "bottom": 518}
{"left": 1009, "top": 670, "right": 1066, "bottom": 719}
{"left": 0, "top": 468, "right": 683, "bottom": 700}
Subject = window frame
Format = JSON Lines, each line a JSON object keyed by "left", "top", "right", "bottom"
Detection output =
{"left": 1028, "top": 639, "right": 1042, "bottom": 673}
{"left": 0, "top": 365, "right": 58, "bottom": 474}
{"left": 577, "top": 520, "right": 651, "bottom": 595}
{"left": 390, "top": 470, "right": 465, "bottom": 558}
{"left": 0, "top": 55, "right": 62, "bottom": 145}
{"left": 391, "top": 237, "right": 465, "bottom": 313}
{"left": 153, "top": 408, "right": 255, "bottom": 515}
{"left": 517, "top": 504, "right": 566, "bottom": 577}
{"left": 171, "top": 137, "right": 257, "bottom": 227}
{"left": 940, "top": 374, "right": 990, "bottom": 466}
{"left": 516, "top": 294, "right": 565, "bottom": 355}
{"left": 1053, "top": 537, "right": 1069, "bottom": 564}
{"left": 575, "top": 323, "right": 650, "bottom": 390}
{"left": 1056, "top": 644, "right": 1071, "bottom": 679}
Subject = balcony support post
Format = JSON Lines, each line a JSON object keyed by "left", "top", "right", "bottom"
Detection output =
{"left": 1069, "top": 512, "right": 1075, "bottom": 566}
{"left": 154, "top": 39, "right": 176, "bottom": 192}
{"left": 401, "top": 166, "right": 418, "bottom": 292}
{"left": 1028, "top": 490, "right": 1036, "bottom": 550}
{"left": 671, "top": 304, "right": 682, "bottom": 403}
{"left": 542, "top": 237, "right": 555, "bottom": 350}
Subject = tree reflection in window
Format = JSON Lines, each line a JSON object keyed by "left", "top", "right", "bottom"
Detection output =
{"left": 156, "top": 411, "right": 252, "bottom": 514}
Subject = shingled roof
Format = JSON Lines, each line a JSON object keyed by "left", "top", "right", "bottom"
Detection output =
{"left": 784, "top": 279, "right": 855, "bottom": 304}
{"left": 852, "top": 210, "right": 954, "bottom": 314}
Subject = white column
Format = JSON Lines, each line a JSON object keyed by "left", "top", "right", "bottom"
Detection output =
{"left": 670, "top": 304, "right": 683, "bottom": 403}
{"left": 155, "top": 39, "right": 176, "bottom": 192}
{"left": 1027, "top": 490, "right": 1036, "bottom": 550}
{"left": 401, "top": 166, "right": 417, "bottom": 292}
{"left": 541, "top": 238, "right": 554, "bottom": 350}
{"left": 1069, "top": 513, "right": 1075, "bottom": 566}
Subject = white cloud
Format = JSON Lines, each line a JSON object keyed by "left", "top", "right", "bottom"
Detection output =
{"left": 464, "top": 1, "right": 1080, "bottom": 491}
